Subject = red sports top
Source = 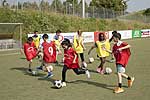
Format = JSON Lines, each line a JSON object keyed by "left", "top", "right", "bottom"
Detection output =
{"left": 42, "top": 41, "right": 56, "bottom": 63}
{"left": 113, "top": 42, "right": 131, "bottom": 67}
{"left": 64, "top": 47, "right": 80, "bottom": 69}
{"left": 24, "top": 42, "right": 37, "bottom": 61}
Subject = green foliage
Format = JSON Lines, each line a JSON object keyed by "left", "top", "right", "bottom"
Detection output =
{"left": 143, "top": 8, "right": 150, "bottom": 16}
{"left": 0, "top": 8, "right": 150, "bottom": 42}
{"left": 89, "top": 0, "right": 127, "bottom": 12}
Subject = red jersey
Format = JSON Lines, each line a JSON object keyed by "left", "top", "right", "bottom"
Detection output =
{"left": 42, "top": 41, "right": 56, "bottom": 63}
{"left": 113, "top": 41, "right": 131, "bottom": 67}
{"left": 64, "top": 47, "right": 80, "bottom": 69}
{"left": 24, "top": 42, "right": 37, "bottom": 61}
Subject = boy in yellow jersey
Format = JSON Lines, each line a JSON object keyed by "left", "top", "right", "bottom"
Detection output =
{"left": 73, "top": 30, "right": 87, "bottom": 69}
{"left": 53, "top": 30, "right": 63, "bottom": 64}
{"left": 88, "top": 33, "right": 110, "bottom": 74}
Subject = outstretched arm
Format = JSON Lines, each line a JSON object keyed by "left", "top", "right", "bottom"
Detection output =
{"left": 88, "top": 45, "right": 96, "bottom": 55}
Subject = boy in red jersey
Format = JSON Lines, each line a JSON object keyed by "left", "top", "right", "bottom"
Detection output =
{"left": 37, "top": 34, "right": 57, "bottom": 78}
{"left": 61, "top": 39, "right": 90, "bottom": 87}
{"left": 24, "top": 37, "right": 37, "bottom": 73}
{"left": 105, "top": 33, "right": 134, "bottom": 93}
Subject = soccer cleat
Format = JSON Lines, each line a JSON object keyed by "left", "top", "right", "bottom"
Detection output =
{"left": 62, "top": 82, "right": 67, "bottom": 87}
{"left": 97, "top": 67, "right": 104, "bottom": 74}
{"left": 27, "top": 69, "right": 32, "bottom": 73}
{"left": 128, "top": 77, "right": 135, "bottom": 87}
{"left": 44, "top": 73, "right": 54, "bottom": 79}
{"left": 85, "top": 70, "right": 90, "bottom": 78}
{"left": 36, "top": 66, "right": 43, "bottom": 70}
{"left": 96, "top": 68, "right": 101, "bottom": 73}
{"left": 114, "top": 87, "right": 124, "bottom": 93}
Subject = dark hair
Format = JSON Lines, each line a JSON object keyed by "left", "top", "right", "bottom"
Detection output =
{"left": 56, "top": 29, "right": 61, "bottom": 33}
{"left": 77, "top": 30, "right": 82, "bottom": 34}
{"left": 42, "top": 34, "right": 49, "bottom": 39}
{"left": 112, "top": 31, "right": 117, "bottom": 35}
{"left": 27, "top": 37, "right": 33, "bottom": 42}
{"left": 64, "top": 38, "right": 70, "bottom": 44}
{"left": 34, "top": 31, "right": 38, "bottom": 33}
{"left": 98, "top": 33, "right": 105, "bottom": 41}
{"left": 113, "top": 33, "right": 121, "bottom": 40}
{"left": 61, "top": 39, "right": 72, "bottom": 47}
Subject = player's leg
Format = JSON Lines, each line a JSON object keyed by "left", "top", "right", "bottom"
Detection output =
{"left": 62, "top": 65, "right": 68, "bottom": 87}
{"left": 114, "top": 64, "right": 125, "bottom": 93}
{"left": 80, "top": 53, "right": 87, "bottom": 69}
{"left": 97, "top": 57, "right": 106, "bottom": 74}
{"left": 28, "top": 60, "right": 33, "bottom": 73}
{"left": 44, "top": 63, "right": 54, "bottom": 78}
{"left": 121, "top": 73, "right": 134, "bottom": 87}
{"left": 73, "top": 68, "right": 90, "bottom": 78}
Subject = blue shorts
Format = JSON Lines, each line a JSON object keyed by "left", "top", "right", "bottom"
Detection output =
{"left": 116, "top": 64, "right": 125, "bottom": 73}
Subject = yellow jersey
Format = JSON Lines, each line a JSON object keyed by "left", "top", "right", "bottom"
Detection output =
{"left": 73, "top": 35, "right": 83, "bottom": 53}
{"left": 33, "top": 36, "right": 40, "bottom": 49}
{"left": 96, "top": 39, "right": 110, "bottom": 57}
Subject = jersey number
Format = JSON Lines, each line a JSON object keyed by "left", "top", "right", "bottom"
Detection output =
{"left": 48, "top": 47, "right": 53, "bottom": 56}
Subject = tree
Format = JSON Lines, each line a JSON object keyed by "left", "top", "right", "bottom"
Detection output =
{"left": 2, "top": 0, "right": 9, "bottom": 8}
{"left": 143, "top": 8, "right": 150, "bottom": 16}
{"left": 50, "top": 0, "right": 64, "bottom": 13}
{"left": 89, "top": 0, "right": 127, "bottom": 12}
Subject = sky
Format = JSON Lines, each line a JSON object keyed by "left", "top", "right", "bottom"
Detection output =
{"left": 5, "top": 0, "right": 150, "bottom": 12}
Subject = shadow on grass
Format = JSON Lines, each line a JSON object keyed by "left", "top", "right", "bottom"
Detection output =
{"left": 67, "top": 80, "right": 116, "bottom": 91}
{"left": 20, "top": 57, "right": 26, "bottom": 60}
{"left": 10, "top": 67, "right": 45, "bottom": 77}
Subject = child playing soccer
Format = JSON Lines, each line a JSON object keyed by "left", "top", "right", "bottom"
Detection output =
{"left": 23, "top": 37, "right": 37, "bottom": 73}
{"left": 104, "top": 33, "right": 134, "bottom": 93}
{"left": 88, "top": 33, "right": 110, "bottom": 74}
{"left": 73, "top": 30, "right": 87, "bottom": 69}
{"left": 61, "top": 39, "right": 90, "bottom": 87}
{"left": 37, "top": 34, "right": 57, "bottom": 78}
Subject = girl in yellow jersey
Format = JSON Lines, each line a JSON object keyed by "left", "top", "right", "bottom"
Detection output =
{"left": 73, "top": 30, "right": 87, "bottom": 68}
{"left": 88, "top": 33, "right": 110, "bottom": 74}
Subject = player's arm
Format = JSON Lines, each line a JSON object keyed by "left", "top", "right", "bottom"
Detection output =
{"left": 80, "top": 39, "right": 86, "bottom": 50}
{"left": 118, "top": 44, "right": 131, "bottom": 51}
{"left": 88, "top": 43, "right": 96, "bottom": 55}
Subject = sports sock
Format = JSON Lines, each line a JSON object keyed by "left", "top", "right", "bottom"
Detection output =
{"left": 118, "top": 83, "right": 122, "bottom": 88}
{"left": 127, "top": 76, "right": 131, "bottom": 80}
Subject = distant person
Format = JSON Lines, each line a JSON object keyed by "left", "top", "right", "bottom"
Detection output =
{"left": 73, "top": 30, "right": 87, "bottom": 69}
{"left": 23, "top": 37, "right": 37, "bottom": 73}
{"left": 88, "top": 33, "right": 110, "bottom": 74}
{"left": 104, "top": 33, "right": 134, "bottom": 93}
{"left": 53, "top": 30, "right": 63, "bottom": 63}
{"left": 32, "top": 31, "right": 40, "bottom": 50}
{"left": 37, "top": 34, "right": 57, "bottom": 78}
{"left": 61, "top": 39, "right": 90, "bottom": 87}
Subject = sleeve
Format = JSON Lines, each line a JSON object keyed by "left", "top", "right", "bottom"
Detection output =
{"left": 122, "top": 42, "right": 128, "bottom": 46}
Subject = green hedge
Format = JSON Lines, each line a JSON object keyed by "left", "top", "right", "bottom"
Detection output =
{"left": 0, "top": 8, "right": 150, "bottom": 42}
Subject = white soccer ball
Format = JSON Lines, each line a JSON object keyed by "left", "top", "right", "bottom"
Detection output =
{"left": 105, "top": 67, "right": 112, "bottom": 74}
{"left": 32, "top": 70, "right": 37, "bottom": 76}
{"left": 54, "top": 80, "right": 62, "bottom": 89}
{"left": 89, "top": 57, "right": 94, "bottom": 63}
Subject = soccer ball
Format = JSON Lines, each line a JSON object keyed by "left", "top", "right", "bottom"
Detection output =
{"left": 54, "top": 80, "right": 62, "bottom": 89}
{"left": 32, "top": 70, "right": 38, "bottom": 76}
{"left": 89, "top": 57, "right": 94, "bottom": 63}
{"left": 82, "top": 62, "right": 87, "bottom": 68}
{"left": 105, "top": 67, "right": 112, "bottom": 74}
